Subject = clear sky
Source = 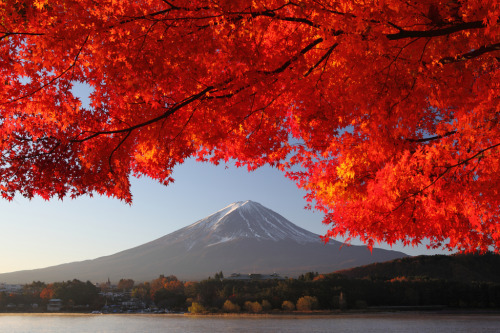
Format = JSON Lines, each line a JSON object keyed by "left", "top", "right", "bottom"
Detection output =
{"left": 0, "top": 158, "right": 452, "bottom": 275}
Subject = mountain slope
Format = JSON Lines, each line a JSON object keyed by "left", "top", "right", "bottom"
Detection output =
{"left": 0, "top": 201, "right": 408, "bottom": 283}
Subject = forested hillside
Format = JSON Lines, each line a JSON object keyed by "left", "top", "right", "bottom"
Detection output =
{"left": 334, "top": 253, "right": 500, "bottom": 283}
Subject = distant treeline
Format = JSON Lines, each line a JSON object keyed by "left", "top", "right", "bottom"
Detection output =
{"left": 336, "top": 252, "right": 500, "bottom": 284}
{"left": 2, "top": 253, "right": 500, "bottom": 313}
{"left": 185, "top": 271, "right": 500, "bottom": 312}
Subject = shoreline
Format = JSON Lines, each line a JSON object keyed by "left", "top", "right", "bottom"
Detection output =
{"left": 184, "top": 308, "right": 500, "bottom": 317}
{"left": 2, "top": 308, "right": 500, "bottom": 318}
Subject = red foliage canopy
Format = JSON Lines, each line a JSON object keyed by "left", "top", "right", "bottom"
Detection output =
{"left": 1, "top": 0, "right": 499, "bottom": 252}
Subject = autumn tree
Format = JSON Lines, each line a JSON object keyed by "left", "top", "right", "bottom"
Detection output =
{"left": 150, "top": 275, "right": 185, "bottom": 309}
{"left": 244, "top": 300, "right": 263, "bottom": 313}
{"left": 1, "top": 0, "right": 499, "bottom": 252}
{"left": 281, "top": 300, "right": 295, "bottom": 311}
{"left": 222, "top": 299, "right": 240, "bottom": 313}
{"left": 39, "top": 284, "right": 55, "bottom": 300}
{"left": 150, "top": 275, "right": 182, "bottom": 296}
{"left": 23, "top": 281, "right": 46, "bottom": 299}
{"left": 188, "top": 302, "right": 206, "bottom": 314}
{"left": 296, "top": 296, "right": 319, "bottom": 311}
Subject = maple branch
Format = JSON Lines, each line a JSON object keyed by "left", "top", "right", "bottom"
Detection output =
{"left": 157, "top": 0, "right": 210, "bottom": 11}
{"left": 309, "top": 0, "right": 350, "bottom": 17}
{"left": 118, "top": 2, "right": 209, "bottom": 25}
{"left": 386, "top": 20, "right": 485, "bottom": 40}
{"left": 440, "top": 43, "right": 500, "bottom": 64}
{"left": 392, "top": 142, "right": 500, "bottom": 212}
{"left": 446, "top": 143, "right": 500, "bottom": 170}
{"left": 164, "top": 106, "right": 198, "bottom": 145}
{"left": 74, "top": 86, "right": 214, "bottom": 142}
{"left": 381, "top": 36, "right": 422, "bottom": 92}
{"left": 406, "top": 131, "right": 457, "bottom": 143}
{"left": 0, "top": 31, "right": 45, "bottom": 41}
{"left": 215, "top": 3, "right": 321, "bottom": 28}
{"left": 367, "top": 138, "right": 500, "bottom": 226}
{"left": 10, "top": 137, "right": 61, "bottom": 161}
{"left": 304, "top": 43, "right": 338, "bottom": 77}
{"left": 206, "top": 84, "right": 247, "bottom": 100}
{"left": 1, "top": 34, "right": 89, "bottom": 105}
{"left": 108, "top": 131, "right": 131, "bottom": 175}
{"left": 159, "top": 0, "right": 179, "bottom": 8}
{"left": 248, "top": 11, "right": 319, "bottom": 28}
{"left": 259, "top": 38, "right": 323, "bottom": 75}
{"left": 216, "top": 89, "right": 286, "bottom": 147}
{"left": 118, "top": 11, "right": 169, "bottom": 25}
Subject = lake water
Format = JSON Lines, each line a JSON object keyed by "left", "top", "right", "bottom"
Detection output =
{"left": 1, "top": 313, "right": 500, "bottom": 333}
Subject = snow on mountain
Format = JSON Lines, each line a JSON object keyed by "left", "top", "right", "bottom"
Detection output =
{"left": 151, "top": 200, "right": 321, "bottom": 250}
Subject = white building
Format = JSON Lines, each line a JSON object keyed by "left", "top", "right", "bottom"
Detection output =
{"left": 47, "top": 299, "right": 63, "bottom": 312}
{"left": 0, "top": 283, "right": 23, "bottom": 293}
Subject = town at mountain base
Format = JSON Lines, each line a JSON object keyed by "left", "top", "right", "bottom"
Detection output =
{"left": 4, "top": 253, "right": 500, "bottom": 314}
{"left": 0, "top": 201, "right": 407, "bottom": 284}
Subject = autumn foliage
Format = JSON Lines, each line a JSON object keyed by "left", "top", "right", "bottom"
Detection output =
{"left": 1, "top": 1, "right": 499, "bottom": 252}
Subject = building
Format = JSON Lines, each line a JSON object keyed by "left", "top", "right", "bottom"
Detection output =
{"left": 0, "top": 283, "right": 23, "bottom": 293}
{"left": 47, "top": 299, "right": 63, "bottom": 312}
{"left": 225, "top": 273, "right": 285, "bottom": 281}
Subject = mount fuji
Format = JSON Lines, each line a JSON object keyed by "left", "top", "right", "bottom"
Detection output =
{"left": 0, "top": 201, "right": 407, "bottom": 283}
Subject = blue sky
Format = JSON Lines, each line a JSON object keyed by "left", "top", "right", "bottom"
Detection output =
{"left": 0, "top": 158, "right": 452, "bottom": 275}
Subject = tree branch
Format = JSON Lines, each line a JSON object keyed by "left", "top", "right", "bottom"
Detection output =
{"left": 440, "top": 43, "right": 500, "bottom": 64}
{"left": 258, "top": 38, "right": 323, "bottom": 75}
{"left": 406, "top": 131, "right": 457, "bottom": 143}
{"left": 249, "top": 11, "right": 319, "bottom": 28}
{"left": 304, "top": 43, "right": 338, "bottom": 77}
{"left": 395, "top": 142, "right": 500, "bottom": 207}
{"left": 73, "top": 85, "right": 214, "bottom": 142}
{"left": 386, "top": 20, "right": 485, "bottom": 40}
{"left": 108, "top": 131, "right": 132, "bottom": 174}
{"left": 1, "top": 34, "right": 90, "bottom": 105}
{"left": 0, "top": 31, "right": 45, "bottom": 41}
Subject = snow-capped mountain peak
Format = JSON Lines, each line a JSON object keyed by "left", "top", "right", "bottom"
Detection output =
{"left": 161, "top": 201, "right": 321, "bottom": 249}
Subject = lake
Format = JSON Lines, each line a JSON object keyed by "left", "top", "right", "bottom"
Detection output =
{"left": 1, "top": 313, "right": 500, "bottom": 332}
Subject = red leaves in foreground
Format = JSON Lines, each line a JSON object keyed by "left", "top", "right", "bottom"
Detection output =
{"left": 1, "top": 1, "right": 499, "bottom": 252}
